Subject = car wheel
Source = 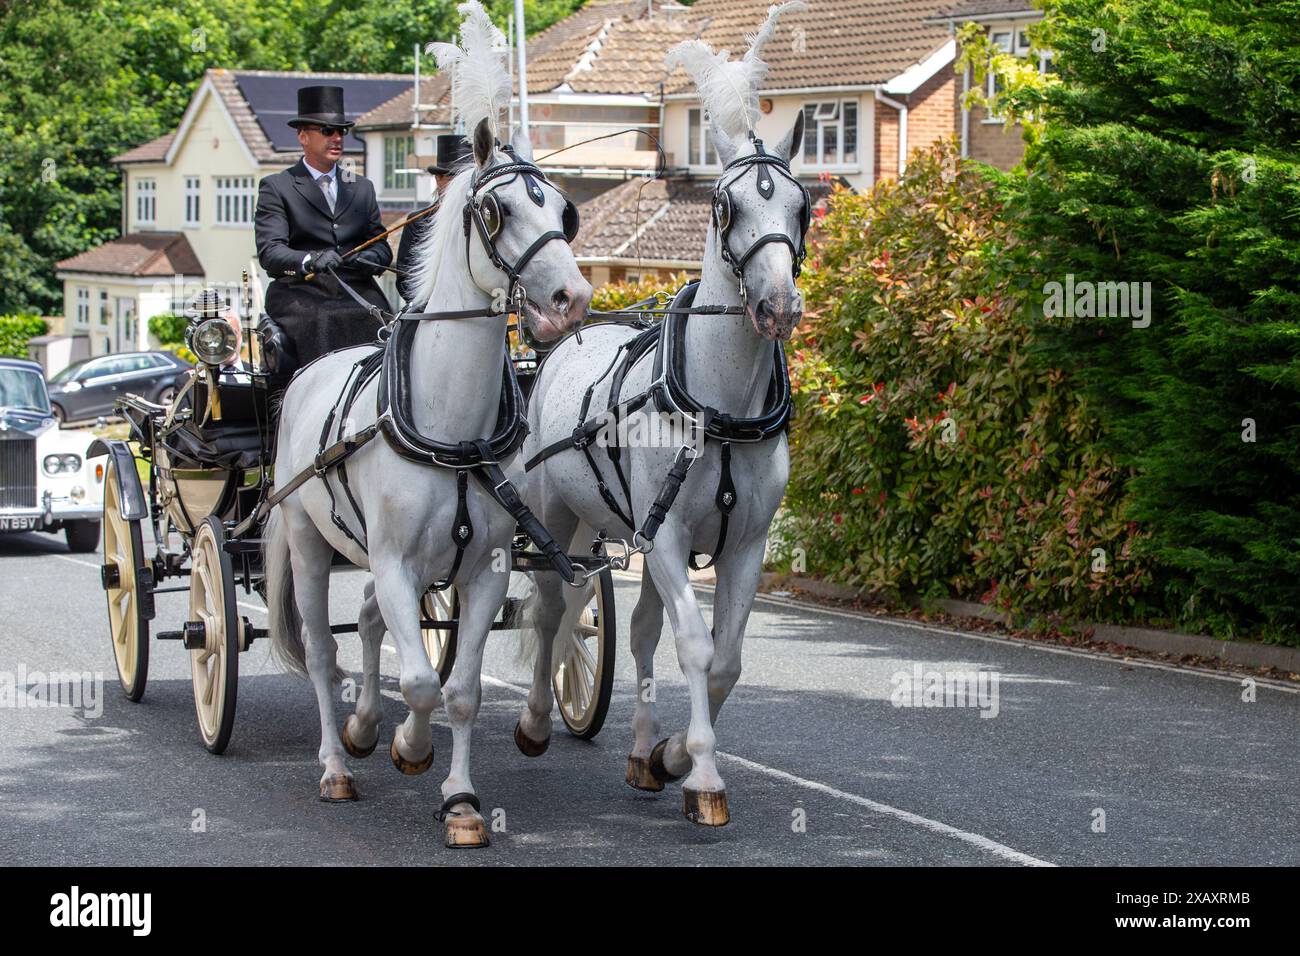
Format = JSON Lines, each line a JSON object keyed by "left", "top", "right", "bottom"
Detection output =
{"left": 52, "top": 404, "right": 65, "bottom": 426}
{"left": 157, "top": 385, "right": 176, "bottom": 407}
{"left": 66, "top": 519, "right": 100, "bottom": 553}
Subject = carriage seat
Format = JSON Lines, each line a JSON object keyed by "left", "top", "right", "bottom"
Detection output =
{"left": 164, "top": 373, "right": 269, "bottom": 472}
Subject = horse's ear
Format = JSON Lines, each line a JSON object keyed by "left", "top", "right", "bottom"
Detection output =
{"left": 509, "top": 126, "right": 534, "bottom": 163}
{"left": 774, "top": 110, "right": 804, "bottom": 163}
{"left": 472, "top": 118, "right": 495, "bottom": 169}
{"left": 709, "top": 119, "right": 738, "bottom": 167}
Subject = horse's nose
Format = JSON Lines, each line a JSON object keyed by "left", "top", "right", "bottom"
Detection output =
{"left": 754, "top": 290, "right": 801, "bottom": 340}
{"left": 555, "top": 281, "right": 592, "bottom": 329}
{"left": 551, "top": 289, "right": 571, "bottom": 315}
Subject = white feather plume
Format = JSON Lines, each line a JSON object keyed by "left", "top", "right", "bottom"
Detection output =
{"left": 426, "top": 1, "right": 511, "bottom": 139}
{"left": 664, "top": 1, "right": 807, "bottom": 138}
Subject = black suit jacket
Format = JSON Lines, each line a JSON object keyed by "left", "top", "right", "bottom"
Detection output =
{"left": 255, "top": 159, "right": 393, "bottom": 280}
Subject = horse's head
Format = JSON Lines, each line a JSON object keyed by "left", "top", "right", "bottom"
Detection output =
{"left": 464, "top": 118, "right": 593, "bottom": 342}
{"left": 708, "top": 112, "right": 810, "bottom": 342}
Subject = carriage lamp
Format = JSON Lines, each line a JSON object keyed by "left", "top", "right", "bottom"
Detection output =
{"left": 43, "top": 453, "right": 82, "bottom": 475}
{"left": 188, "top": 317, "right": 239, "bottom": 367}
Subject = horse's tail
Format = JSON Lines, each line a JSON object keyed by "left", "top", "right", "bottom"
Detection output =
{"left": 264, "top": 508, "right": 308, "bottom": 679}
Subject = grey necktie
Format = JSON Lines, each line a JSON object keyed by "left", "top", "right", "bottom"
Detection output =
{"left": 318, "top": 175, "right": 335, "bottom": 213}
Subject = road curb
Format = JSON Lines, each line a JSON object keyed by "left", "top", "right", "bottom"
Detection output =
{"left": 760, "top": 574, "right": 1300, "bottom": 674}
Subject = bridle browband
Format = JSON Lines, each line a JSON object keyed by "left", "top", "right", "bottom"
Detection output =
{"left": 712, "top": 135, "right": 812, "bottom": 286}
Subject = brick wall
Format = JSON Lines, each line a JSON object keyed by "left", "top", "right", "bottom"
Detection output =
{"left": 905, "top": 68, "right": 959, "bottom": 165}
{"left": 875, "top": 105, "right": 899, "bottom": 184}
{"left": 966, "top": 100, "right": 1027, "bottom": 169}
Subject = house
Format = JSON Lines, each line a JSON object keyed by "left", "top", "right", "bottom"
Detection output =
{"left": 54, "top": 69, "right": 414, "bottom": 357}
{"left": 926, "top": 0, "right": 1045, "bottom": 169}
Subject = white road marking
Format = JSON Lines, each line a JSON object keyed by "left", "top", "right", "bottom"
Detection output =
{"left": 390, "top": 657, "right": 1051, "bottom": 865}
{"left": 615, "top": 572, "right": 1300, "bottom": 694}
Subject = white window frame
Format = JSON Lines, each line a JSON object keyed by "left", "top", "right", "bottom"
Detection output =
{"left": 799, "top": 99, "right": 859, "bottom": 170}
{"left": 135, "top": 178, "right": 156, "bottom": 227}
{"left": 384, "top": 135, "right": 416, "bottom": 193}
{"left": 183, "top": 176, "right": 201, "bottom": 227}
{"left": 214, "top": 175, "right": 255, "bottom": 227}
{"left": 686, "top": 108, "right": 719, "bottom": 169}
{"left": 75, "top": 287, "right": 89, "bottom": 325}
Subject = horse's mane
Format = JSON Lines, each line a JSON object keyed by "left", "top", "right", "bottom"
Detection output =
{"left": 407, "top": 164, "right": 475, "bottom": 310}
{"left": 665, "top": 2, "right": 807, "bottom": 140}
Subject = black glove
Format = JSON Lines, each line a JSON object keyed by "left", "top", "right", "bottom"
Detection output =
{"left": 309, "top": 249, "right": 343, "bottom": 275}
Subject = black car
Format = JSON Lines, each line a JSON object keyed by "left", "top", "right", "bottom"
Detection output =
{"left": 47, "top": 351, "right": 191, "bottom": 424}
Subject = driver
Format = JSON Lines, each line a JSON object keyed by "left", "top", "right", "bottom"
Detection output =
{"left": 254, "top": 85, "right": 393, "bottom": 375}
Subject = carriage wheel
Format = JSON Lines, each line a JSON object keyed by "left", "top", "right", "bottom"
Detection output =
{"left": 552, "top": 569, "right": 616, "bottom": 740}
{"left": 420, "top": 587, "right": 459, "bottom": 686}
{"left": 188, "top": 516, "right": 239, "bottom": 754}
{"left": 102, "top": 458, "right": 149, "bottom": 701}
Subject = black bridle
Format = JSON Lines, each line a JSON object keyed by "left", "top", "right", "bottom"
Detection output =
{"left": 461, "top": 150, "right": 580, "bottom": 313}
{"left": 712, "top": 136, "right": 812, "bottom": 284}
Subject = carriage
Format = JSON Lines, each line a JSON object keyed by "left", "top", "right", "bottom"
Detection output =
{"left": 90, "top": 296, "right": 617, "bottom": 755}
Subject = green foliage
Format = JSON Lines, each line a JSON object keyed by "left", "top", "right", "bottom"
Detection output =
{"left": 159, "top": 341, "right": 197, "bottom": 365}
{"left": 0, "top": 315, "right": 49, "bottom": 358}
{"left": 995, "top": 0, "right": 1300, "bottom": 641}
{"left": 778, "top": 140, "right": 1150, "bottom": 624}
{"left": 0, "top": 0, "right": 584, "bottom": 314}
{"left": 148, "top": 312, "right": 188, "bottom": 346}
{"left": 590, "top": 271, "right": 694, "bottom": 312}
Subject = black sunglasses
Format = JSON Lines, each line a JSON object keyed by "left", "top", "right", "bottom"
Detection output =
{"left": 306, "top": 125, "right": 347, "bottom": 138}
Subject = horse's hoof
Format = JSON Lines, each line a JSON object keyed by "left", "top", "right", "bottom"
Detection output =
{"left": 444, "top": 812, "right": 491, "bottom": 848}
{"left": 683, "top": 787, "right": 729, "bottom": 827}
{"left": 319, "top": 774, "right": 358, "bottom": 802}
{"left": 390, "top": 737, "right": 434, "bottom": 775}
{"left": 626, "top": 755, "right": 663, "bottom": 792}
{"left": 341, "top": 717, "right": 377, "bottom": 759}
{"left": 514, "top": 721, "right": 550, "bottom": 758}
{"left": 649, "top": 738, "right": 684, "bottom": 784}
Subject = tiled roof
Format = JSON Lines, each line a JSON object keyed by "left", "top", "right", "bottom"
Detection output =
{"left": 56, "top": 232, "right": 205, "bottom": 277}
{"left": 113, "top": 133, "right": 176, "bottom": 164}
{"left": 928, "top": 0, "right": 1037, "bottom": 20}
{"left": 355, "top": 77, "right": 452, "bottom": 129}
{"left": 574, "top": 175, "right": 831, "bottom": 265}
{"left": 527, "top": 7, "right": 704, "bottom": 94}
{"left": 666, "top": 0, "right": 954, "bottom": 92}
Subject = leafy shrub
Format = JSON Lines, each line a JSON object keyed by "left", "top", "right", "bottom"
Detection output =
{"left": 0, "top": 314, "right": 48, "bottom": 357}
{"left": 590, "top": 271, "right": 694, "bottom": 313}
{"left": 148, "top": 312, "right": 187, "bottom": 345}
{"left": 777, "top": 140, "right": 1150, "bottom": 624}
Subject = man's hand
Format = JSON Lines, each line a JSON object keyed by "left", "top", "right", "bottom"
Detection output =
{"left": 308, "top": 249, "right": 343, "bottom": 275}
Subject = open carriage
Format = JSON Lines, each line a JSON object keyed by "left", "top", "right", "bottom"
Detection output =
{"left": 91, "top": 297, "right": 617, "bottom": 755}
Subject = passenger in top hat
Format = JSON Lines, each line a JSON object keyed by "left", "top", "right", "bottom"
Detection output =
{"left": 395, "top": 132, "right": 473, "bottom": 307}
{"left": 254, "top": 85, "right": 393, "bottom": 375}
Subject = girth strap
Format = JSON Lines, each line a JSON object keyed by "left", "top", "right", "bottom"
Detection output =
{"left": 689, "top": 440, "right": 735, "bottom": 571}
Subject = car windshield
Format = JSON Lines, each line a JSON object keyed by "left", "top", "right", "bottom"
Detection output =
{"left": 0, "top": 367, "right": 51, "bottom": 414}
{"left": 49, "top": 360, "right": 87, "bottom": 384}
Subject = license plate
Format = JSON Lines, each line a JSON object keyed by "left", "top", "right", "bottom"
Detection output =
{"left": 0, "top": 516, "right": 38, "bottom": 532}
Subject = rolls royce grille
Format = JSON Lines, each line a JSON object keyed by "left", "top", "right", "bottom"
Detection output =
{"left": 0, "top": 437, "right": 37, "bottom": 508}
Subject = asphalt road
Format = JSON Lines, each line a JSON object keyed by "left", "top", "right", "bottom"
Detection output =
{"left": 2, "top": 526, "right": 1298, "bottom": 867}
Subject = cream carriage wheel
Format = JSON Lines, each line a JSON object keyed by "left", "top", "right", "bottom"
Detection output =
{"left": 552, "top": 569, "right": 616, "bottom": 740}
{"left": 188, "top": 516, "right": 239, "bottom": 754}
{"left": 420, "top": 588, "right": 459, "bottom": 685}
{"left": 102, "top": 458, "right": 149, "bottom": 701}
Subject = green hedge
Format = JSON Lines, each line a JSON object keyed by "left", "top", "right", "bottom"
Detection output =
{"left": 0, "top": 315, "right": 48, "bottom": 358}
{"left": 147, "top": 312, "right": 187, "bottom": 345}
{"left": 590, "top": 272, "right": 694, "bottom": 312}
{"left": 777, "top": 141, "right": 1150, "bottom": 626}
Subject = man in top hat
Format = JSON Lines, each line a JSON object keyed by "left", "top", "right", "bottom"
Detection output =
{"left": 254, "top": 85, "right": 393, "bottom": 374}
{"left": 394, "top": 132, "right": 472, "bottom": 307}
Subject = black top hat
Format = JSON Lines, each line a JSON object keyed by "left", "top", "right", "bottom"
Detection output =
{"left": 288, "top": 86, "right": 354, "bottom": 130}
{"left": 427, "top": 133, "right": 473, "bottom": 176}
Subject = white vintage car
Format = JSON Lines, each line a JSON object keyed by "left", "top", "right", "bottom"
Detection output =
{"left": 0, "top": 356, "right": 105, "bottom": 551}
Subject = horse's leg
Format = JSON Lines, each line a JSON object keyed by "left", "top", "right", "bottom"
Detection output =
{"left": 643, "top": 523, "right": 729, "bottom": 826}
{"left": 625, "top": 571, "right": 666, "bottom": 791}
{"left": 703, "top": 530, "right": 766, "bottom": 722}
{"left": 341, "top": 578, "right": 384, "bottom": 758}
{"left": 369, "top": 558, "right": 439, "bottom": 775}
{"left": 439, "top": 565, "right": 510, "bottom": 847}
{"left": 516, "top": 512, "right": 584, "bottom": 755}
{"left": 284, "top": 505, "right": 356, "bottom": 801}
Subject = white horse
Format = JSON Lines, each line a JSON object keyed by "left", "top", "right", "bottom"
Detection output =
{"left": 514, "top": 7, "right": 809, "bottom": 827}
{"left": 264, "top": 111, "right": 592, "bottom": 847}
